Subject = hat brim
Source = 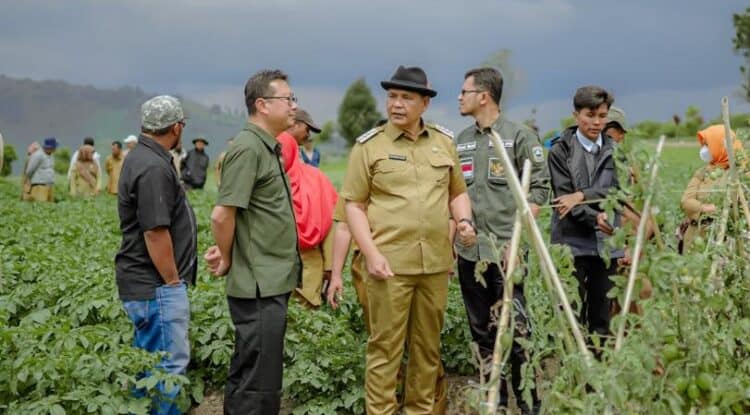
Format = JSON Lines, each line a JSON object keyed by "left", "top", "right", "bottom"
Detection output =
{"left": 304, "top": 123, "right": 322, "bottom": 134}
{"left": 606, "top": 121, "right": 627, "bottom": 133}
{"left": 381, "top": 81, "right": 437, "bottom": 98}
{"left": 192, "top": 138, "right": 208, "bottom": 145}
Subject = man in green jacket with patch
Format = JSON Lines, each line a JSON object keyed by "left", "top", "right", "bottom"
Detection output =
{"left": 455, "top": 67, "right": 549, "bottom": 414}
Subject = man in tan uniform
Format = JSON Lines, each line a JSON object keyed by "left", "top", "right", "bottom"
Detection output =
{"left": 104, "top": 141, "right": 125, "bottom": 195}
{"left": 341, "top": 65, "right": 476, "bottom": 415}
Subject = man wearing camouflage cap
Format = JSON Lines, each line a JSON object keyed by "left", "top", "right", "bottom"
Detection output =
{"left": 116, "top": 95, "right": 197, "bottom": 415}
{"left": 604, "top": 106, "right": 627, "bottom": 144}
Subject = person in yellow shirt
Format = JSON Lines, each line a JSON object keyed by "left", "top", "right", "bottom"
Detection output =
{"left": 104, "top": 141, "right": 125, "bottom": 195}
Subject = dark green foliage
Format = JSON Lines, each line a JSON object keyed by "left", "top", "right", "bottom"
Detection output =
{"left": 337, "top": 79, "right": 382, "bottom": 147}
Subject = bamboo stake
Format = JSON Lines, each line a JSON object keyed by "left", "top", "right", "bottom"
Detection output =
{"left": 737, "top": 187, "right": 750, "bottom": 232}
{"left": 722, "top": 97, "right": 743, "bottom": 253}
{"left": 614, "top": 136, "right": 666, "bottom": 351}
{"left": 707, "top": 97, "right": 741, "bottom": 286}
{"left": 488, "top": 129, "right": 592, "bottom": 365}
{"left": 485, "top": 160, "right": 532, "bottom": 415}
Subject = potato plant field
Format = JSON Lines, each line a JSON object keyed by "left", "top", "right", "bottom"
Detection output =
{"left": 2, "top": 141, "right": 750, "bottom": 414}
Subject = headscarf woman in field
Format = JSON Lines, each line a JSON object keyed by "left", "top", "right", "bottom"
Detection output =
{"left": 276, "top": 131, "right": 338, "bottom": 308}
{"left": 679, "top": 125, "right": 743, "bottom": 253}
{"left": 70, "top": 144, "right": 99, "bottom": 197}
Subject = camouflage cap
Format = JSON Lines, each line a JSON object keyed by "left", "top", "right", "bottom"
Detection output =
{"left": 141, "top": 95, "right": 184, "bottom": 131}
{"left": 607, "top": 106, "right": 627, "bottom": 132}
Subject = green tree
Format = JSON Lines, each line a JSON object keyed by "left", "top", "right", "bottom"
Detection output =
{"left": 337, "top": 78, "right": 382, "bottom": 147}
{"left": 313, "top": 121, "right": 335, "bottom": 143}
{"left": 733, "top": 7, "right": 750, "bottom": 101}
{"left": 54, "top": 147, "right": 71, "bottom": 175}
{"left": 559, "top": 116, "right": 576, "bottom": 130}
{"left": 678, "top": 105, "right": 703, "bottom": 138}
{"left": 1, "top": 143, "right": 17, "bottom": 176}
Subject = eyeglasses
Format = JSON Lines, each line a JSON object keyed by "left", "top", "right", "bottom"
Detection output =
{"left": 178, "top": 120, "right": 186, "bottom": 127}
{"left": 460, "top": 89, "right": 484, "bottom": 96}
{"left": 262, "top": 95, "right": 298, "bottom": 105}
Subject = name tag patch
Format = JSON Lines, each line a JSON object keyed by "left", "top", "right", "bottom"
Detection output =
{"left": 460, "top": 157, "right": 474, "bottom": 180}
{"left": 388, "top": 154, "right": 407, "bottom": 161}
{"left": 456, "top": 141, "right": 476, "bottom": 152}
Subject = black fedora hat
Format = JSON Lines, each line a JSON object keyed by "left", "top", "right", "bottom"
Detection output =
{"left": 381, "top": 66, "right": 437, "bottom": 98}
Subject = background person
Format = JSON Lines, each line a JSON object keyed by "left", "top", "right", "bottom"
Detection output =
{"left": 181, "top": 137, "right": 209, "bottom": 190}
{"left": 680, "top": 124, "right": 743, "bottom": 253}
{"left": 104, "top": 141, "right": 124, "bottom": 195}
{"left": 70, "top": 144, "right": 99, "bottom": 197}
{"left": 276, "top": 130, "right": 337, "bottom": 309}
{"left": 21, "top": 141, "right": 40, "bottom": 200}
{"left": 68, "top": 136, "right": 102, "bottom": 191}
{"left": 26, "top": 137, "right": 58, "bottom": 202}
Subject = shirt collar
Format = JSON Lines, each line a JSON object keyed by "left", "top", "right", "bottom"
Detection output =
{"left": 384, "top": 120, "right": 429, "bottom": 141}
{"left": 575, "top": 128, "right": 602, "bottom": 152}
{"left": 138, "top": 134, "right": 174, "bottom": 165}
{"left": 246, "top": 121, "right": 281, "bottom": 155}
{"left": 473, "top": 112, "right": 504, "bottom": 134}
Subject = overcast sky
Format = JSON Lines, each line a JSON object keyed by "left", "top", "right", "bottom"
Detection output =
{"left": 1, "top": 0, "right": 748, "bottom": 133}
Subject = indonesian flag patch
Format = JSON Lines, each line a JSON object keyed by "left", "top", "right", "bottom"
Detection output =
{"left": 460, "top": 157, "right": 474, "bottom": 180}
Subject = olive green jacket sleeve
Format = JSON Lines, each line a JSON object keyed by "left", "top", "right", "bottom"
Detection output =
{"left": 515, "top": 128, "right": 550, "bottom": 206}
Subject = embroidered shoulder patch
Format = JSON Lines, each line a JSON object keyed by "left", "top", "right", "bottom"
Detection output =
{"left": 531, "top": 145, "right": 545, "bottom": 163}
{"left": 356, "top": 127, "right": 381, "bottom": 144}
{"left": 431, "top": 124, "right": 455, "bottom": 140}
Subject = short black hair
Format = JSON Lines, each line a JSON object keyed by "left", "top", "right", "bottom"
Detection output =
{"left": 83, "top": 136, "right": 95, "bottom": 146}
{"left": 112, "top": 141, "right": 122, "bottom": 149}
{"left": 244, "top": 69, "right": 289, "bottom": 115}
{"left": 464, "top": 67, "right": 503, "bottom": 105}
{"left": 573, "top": 86, "right": 614, "bottom": 111}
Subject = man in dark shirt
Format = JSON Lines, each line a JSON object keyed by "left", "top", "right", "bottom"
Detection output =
{"left": 205, "top": 69, "right": 301, "bottom": 415}
{"left": 116, "top": 95, "right": 197, "bottom": 415}
{"left": 181, "top": 137, "right": 210, "bottom": 190}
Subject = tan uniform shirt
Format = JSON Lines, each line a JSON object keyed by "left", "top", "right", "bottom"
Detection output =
{"left": 105, "top": 154, "right": 124, "bottom": 194}
{"left": 341, "top": 121, "right": 466, "bottom": 275}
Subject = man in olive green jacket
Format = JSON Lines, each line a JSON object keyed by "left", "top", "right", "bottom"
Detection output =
{"left": 455, "top": 67, "right": 549, "bottom": 414}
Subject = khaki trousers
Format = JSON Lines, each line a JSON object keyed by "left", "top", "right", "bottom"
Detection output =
{"left": 365, "top": 271, "right": 449, "bottom": 415}
{"left": 29, "top": 185, "right": 54, "bottom": 202}
{"left": 294, "top": 231, "right": 334, "bottom": 308}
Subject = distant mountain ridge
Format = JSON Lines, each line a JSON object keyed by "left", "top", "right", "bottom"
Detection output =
{"left": 0, "top": 74, "right": 245, "bottom": 164}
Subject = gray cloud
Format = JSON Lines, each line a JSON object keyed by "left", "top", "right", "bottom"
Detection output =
{"left": 1, "top": 0, "right": 748, "bottom": 135}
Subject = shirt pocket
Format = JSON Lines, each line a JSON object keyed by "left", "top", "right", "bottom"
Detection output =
{"left": 427, "top": 153, "right": 454, "bottom": 185}
{"left": 372, "top": 159, "right": 411, "bottom": 193}
{"left": 487, "top": 157, "right": 508, "bottom": 186}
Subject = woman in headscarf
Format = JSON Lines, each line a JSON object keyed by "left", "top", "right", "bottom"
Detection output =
{"left": 276, "top": 131, "right": 338, "bottom": 308}
{"left": 680, "top": 125, "right": 743, "bottom": 253}
{"left": 70, "top": 144, "right": 99, "bottom": 197}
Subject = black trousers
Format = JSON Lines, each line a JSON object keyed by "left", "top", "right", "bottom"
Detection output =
{"left": 224, "top": 293, "right": 290, "bottom": 415}
{"left": 573, "top": 256, "right": 616, "bottom": 337}
{"left": 457, "top": 256, "right": 535, "bottom": 407}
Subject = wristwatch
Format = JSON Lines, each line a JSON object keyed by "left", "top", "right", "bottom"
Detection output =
{"left": 458, "top": 218, "right": 476, "bottom": 230}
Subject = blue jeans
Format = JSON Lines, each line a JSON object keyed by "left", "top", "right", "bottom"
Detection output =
{"left": 123, "top": 282, "right": 190, "bottom": 415}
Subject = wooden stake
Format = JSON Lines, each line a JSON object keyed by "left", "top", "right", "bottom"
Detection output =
{"left": 488, "top": 129, "right": 592, "bottom": 364}
{"left": 485, "top": 160, "right": 532, "bottom": 415}
{"left": 614, "top": 136, "right": 666, "bottom": 351}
